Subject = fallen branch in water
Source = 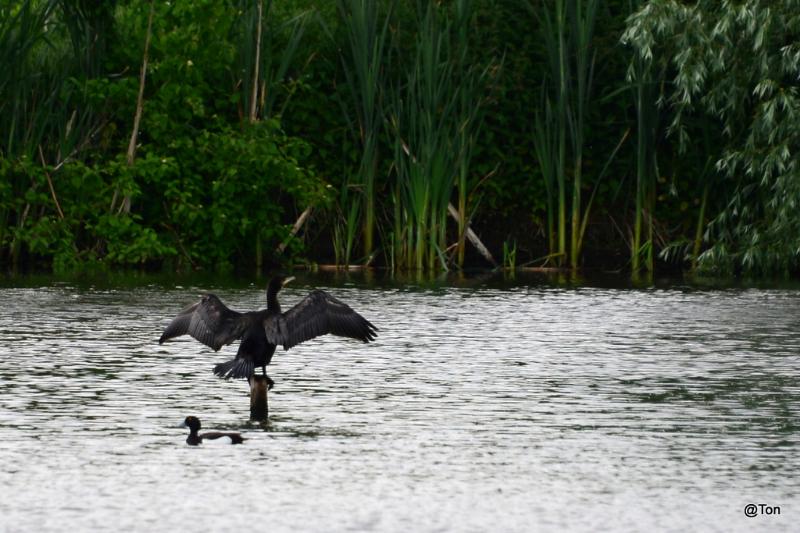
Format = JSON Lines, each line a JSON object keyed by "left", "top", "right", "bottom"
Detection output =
{"left": 447, "top": 203, "right": 497, "bottom": 266}
{"left": 276, "top": 206, "right": 313, "bottom": 255}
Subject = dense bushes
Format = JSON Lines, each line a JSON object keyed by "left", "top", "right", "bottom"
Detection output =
{"left": 1, "top": 0, "right": 327, "bottom": 272}
{"left": 2, "top": 0, "right": 799, "bottom": 276}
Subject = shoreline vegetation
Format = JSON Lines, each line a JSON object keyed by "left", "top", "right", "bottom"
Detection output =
{"left": 2, "top": 1, "right": 799, "bottom": 279}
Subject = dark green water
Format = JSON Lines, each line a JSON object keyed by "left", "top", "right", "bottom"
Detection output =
{"left": 0, "top": 273, "right": 796, "bottom": 531}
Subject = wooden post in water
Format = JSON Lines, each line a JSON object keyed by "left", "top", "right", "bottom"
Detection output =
{"left": 248, "top": 375, "right": 269, "bottom": 421}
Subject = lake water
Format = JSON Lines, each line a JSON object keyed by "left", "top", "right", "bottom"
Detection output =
{"left": 0, "top": 273, "right": 797, "bottom": 532}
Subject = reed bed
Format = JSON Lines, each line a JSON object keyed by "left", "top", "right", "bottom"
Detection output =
{"left": 530, "top": 0, "right": 598, "bottom": 269}
{"left": 387, "top": 0, "right": 492, "bottom": 272}
{"left": 336, "top": 0, "right": 393, "bottom": 262}
{"left": 4, "top": 1, "right": 785, "bottom": 277}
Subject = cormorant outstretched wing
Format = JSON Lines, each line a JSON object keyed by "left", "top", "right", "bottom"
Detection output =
{"left": 158, "top": 294, "right": 248, "bottom": 351}
{"left": 264, "top": 290, "right": 377, "bottom": 350}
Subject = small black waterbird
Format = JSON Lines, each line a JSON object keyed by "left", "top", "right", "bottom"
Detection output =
{"left": 158, "top": 276, "right": 378, "bottom": 389}
{"left": 180, "top": 416, "right": 244, "bottom": 445}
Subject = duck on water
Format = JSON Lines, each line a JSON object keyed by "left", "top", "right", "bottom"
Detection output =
{"left": 180, "top": 416, "right": 244, "bottom": 445}
{"left": 158, "top": 276, "right": 378, "bottom": 388}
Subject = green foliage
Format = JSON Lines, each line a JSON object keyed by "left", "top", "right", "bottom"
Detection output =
{"left": 0, "top": 0, "right": 326, "bottom": 272}
{"left": 92, "top": 213, "right": 174, "bottom": 264}
{"left": 529, "top": 0, "right": 600, "bottom": 269}
{"left": 238, "top": 0, "right": 312, "bottom": 122}
{"left": 624, "top": 0, "right": 659, "bottom": 274}
{"left": 335, "top": 0, "right": 394, "bottom": 260}
{"left": 624, "top": 0, "right": 800, "bottom": 275}
{"left": 503, "top": 239, "right": 518, "bottom": 270}
{"left": 332, "top": 183, "right": 361, "bottom": 266}
{"left": 153, "top": 120, "right": 327, "bottom": 270}
{"left": 389, "top": 0, "right": 494, "bottom": 272}
{"left": 3, "top": 0, "right": 800, "bottom": 278}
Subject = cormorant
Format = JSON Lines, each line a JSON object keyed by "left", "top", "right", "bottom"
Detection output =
{"left": 158, "top": 276, "right": 377, "bottom": 388}
{"left": 180, "top": 416, "right": 244, "bottom": 445}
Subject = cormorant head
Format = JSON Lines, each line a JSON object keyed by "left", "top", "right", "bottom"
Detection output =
{"left": 180, "top": 416, "right": 201, "bottom": 432}
{"left": 267, "top": 275, "right": 295, "bottom": 296}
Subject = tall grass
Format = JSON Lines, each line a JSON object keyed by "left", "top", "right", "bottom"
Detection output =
{"left": 533, "top": 91, "right": 558, "bottom": 260}
{"left": 389, "top": 1, "right": 491, "bottom": 272}
{"left": 630, "top": 54, "right": 657, "bottom": 275}
{"left": 535, "top": 0, "right": 567, "bottom": 266}
{"left": 657, "top": 129, "right": 714, "bottom": 272}
{"left": 1, "top": 1, "right": 63, "bottom": 159}
{"left": 239, "top": 0, "right": 309, "bottom": 123}
{"left": 337, "top": 0, "right": 392, "bottom": 263}
{"left": 1, "top": 1, "right": 109, "bottom": 161}
{"left": 0, "top": 1, "right": 107, "bottom": 267}
{"left": 567, "top": 0, "right": 597, "bottom": 269}
{"left": 531, "top": 0, "right": 598, "bottom": 269}
{"left": 691, "top": 127, "right": 715, "bottom": 271}
{"left": 332, "top": 183, "right": 360, "bottom": 267}
{"left": 452, "top": 0, "right": 492, "bottom": 270}
{"left": 623, "top": 0, "right": 658, "bottom": 276}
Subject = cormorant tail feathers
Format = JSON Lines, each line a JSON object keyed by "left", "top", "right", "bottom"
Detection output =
{"left": 213, "top": 358, "right": 255, "bottom": 379}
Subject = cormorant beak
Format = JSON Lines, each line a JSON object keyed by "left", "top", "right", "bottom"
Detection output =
{"left": 282, "top": 276, "right": 296, "bottom": 287}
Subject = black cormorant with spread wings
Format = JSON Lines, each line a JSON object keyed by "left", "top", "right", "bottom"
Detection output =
{"left": 158, "top": 276, "right": 377, "bottom": 388}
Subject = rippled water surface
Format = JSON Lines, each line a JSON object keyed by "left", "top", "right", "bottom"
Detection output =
{"left": 0, "top": 274, "right": 798, "bottom": 532}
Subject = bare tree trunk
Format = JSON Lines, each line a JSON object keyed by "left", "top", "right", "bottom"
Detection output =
{"left": 249, "top": 0, "right": 263, "bottom": 123}
{"left": 117, "top": 0, "right": 154, "bottom": 214}
{"left": 251, "top": 0, "right": 265, "bottom": 269}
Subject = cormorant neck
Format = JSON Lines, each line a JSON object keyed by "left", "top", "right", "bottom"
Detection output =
{"left": 267, "top": 286, "right": 281, "bottom": 313}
